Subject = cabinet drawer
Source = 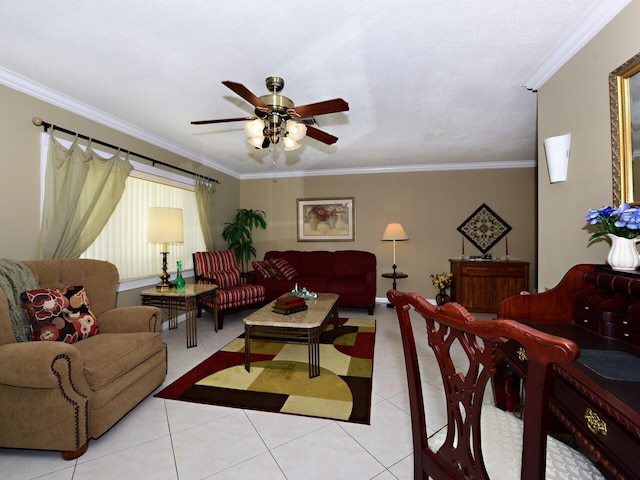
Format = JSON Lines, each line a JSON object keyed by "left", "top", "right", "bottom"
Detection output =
{"left": 574, "top": 303, "right": 602, "bottom": 334}
{"left": 551, "top": 375, "right": 640, "bottom": 475}
{"left": 602, "top": 324, "right": 640, "bottom": 346}
{"left": 460, "top": 264, "right": 495, "bottom": 276}
{"left": 460, "top": 264, "right": 526, "bottom": 277}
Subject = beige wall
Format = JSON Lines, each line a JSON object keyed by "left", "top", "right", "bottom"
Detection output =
{"left": 241, "top": 168, "right": 536, "bottom": 299}
{"left": 0, "top": 83, "right": 239, "bottom": 306}
{"left": 537, "top": 1, "right": 640, "bottom": 288}
{"left": 1, "top": 82, "right": 536, "bottom": 307}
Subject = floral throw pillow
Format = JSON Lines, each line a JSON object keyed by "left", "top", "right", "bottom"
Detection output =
{"left": 20, "top": 285, "right": 99, "bottom": 343}
{"left": 269, "top": 258, "right": 298, "bottom": 280}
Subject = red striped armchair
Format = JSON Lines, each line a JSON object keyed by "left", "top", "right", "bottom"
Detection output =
{"left": 193, "top": 250, "right": 266, "bottom": 329}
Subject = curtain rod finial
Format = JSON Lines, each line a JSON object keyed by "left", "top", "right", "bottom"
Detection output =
{"left": 32, "top": 117, "right": 43, "bottom": 126}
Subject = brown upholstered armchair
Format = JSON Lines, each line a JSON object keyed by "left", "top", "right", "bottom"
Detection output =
{"left": 193, "top": 250, "right": 266, "bottom": 329}
{"left": 0, "top": 259, "right": 167, "bottom": 459}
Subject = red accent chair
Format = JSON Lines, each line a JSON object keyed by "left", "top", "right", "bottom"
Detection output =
{"left": 388, "top": 290, "right": 604, "bottom": 480}
{"left": 193, "top": 250, "right": 266, "bottom": 329}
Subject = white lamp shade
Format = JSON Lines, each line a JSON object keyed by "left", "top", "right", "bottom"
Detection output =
{"left": 283, "top": 136, "right": 301, "bottom": 151}
{"left": 381, "top": 223, "right": 409, "bottom": 241}
{"left": 148, "top": 207, "right": 184, "bottom": 244}
{"left": 244, "top": 118, "right": 265, "bottom": 137}
{"left": 286, "top": 120, "right": 307, "bottom": 141}
{"left": 247, "top": 136, "right": 265, "bottom": 148}
{"left": 544, "top": 133, "right": 571, "bottom": 183}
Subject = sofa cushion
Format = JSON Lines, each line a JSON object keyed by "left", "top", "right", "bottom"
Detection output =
{"left": 269, "top": 258, "right": 298, "bottom": 280}
{"left": 199, "top": 283, "right": 266, "bottom": 311}
{"left": 296, "top": 251, "right": 334, "bottom": 278}
{"left": 73, "top": 332, "right": 164, "bottom": 390}
{"left": 252, "top": 260, "right": 277, "bottom": 279}
{"left": 20, "top": 286, "right": 99, "bottom": 343}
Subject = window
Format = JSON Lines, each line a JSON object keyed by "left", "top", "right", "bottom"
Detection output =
{"left": 41, "top": 134, "right": 206, "bottom": 285}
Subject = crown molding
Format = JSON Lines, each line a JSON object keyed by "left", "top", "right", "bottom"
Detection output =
{"left": 239, "top": 160, "right": 535, "bottom": 180}
{"left": 0, "top": 66, "right": 239, "bottom": 179}
{"left": 1, "top": 66, "right": 535, "bottom": 180}
{"left": 523, "top": 0, "right": 631, "bottom": 91}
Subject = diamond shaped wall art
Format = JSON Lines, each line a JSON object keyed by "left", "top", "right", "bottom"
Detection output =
{"left": 457, "top": 203, "right": 511, "bottom": 254}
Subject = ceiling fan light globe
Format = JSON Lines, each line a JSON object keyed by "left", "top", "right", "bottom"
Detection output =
{"left": 286, "top": 120, "right": 307, "bottom": 141}
{"left": 247, "top": 136, "right": 265, "bottom": 148}
{"left": 244, "top": 118, "right": 265, "bottom": 137}
{"left": 283, "top": 137, "right": 300, "bottom": 151}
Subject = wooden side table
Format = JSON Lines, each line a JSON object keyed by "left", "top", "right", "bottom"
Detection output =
{"left": 141, "top": 283, "right": 217, "bottom": 348}
{"left": 382, "top": 272, "right": 409, "bottom": 307}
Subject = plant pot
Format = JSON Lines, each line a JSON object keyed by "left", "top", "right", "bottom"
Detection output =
{"left": 607, "top": 233, "right": 640, "bottom": 272}
{"left": 436, "top": 289, "right": 450, "bottom": 306}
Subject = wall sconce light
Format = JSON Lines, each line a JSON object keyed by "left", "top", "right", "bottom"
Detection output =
{"left": 543, "top": 133, "right": 571, "bottom": 183}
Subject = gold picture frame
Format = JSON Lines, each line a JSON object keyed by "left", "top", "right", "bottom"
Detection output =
{"left": 297, "top": 197, "right": 355, "bottom": 242}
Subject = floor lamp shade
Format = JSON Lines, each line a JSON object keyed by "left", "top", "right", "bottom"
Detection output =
{"left": 148, "top": 207, "right": 184, "bottom": 290}
{"left": 544, "top": 133, "right": 570, "bottom": 183}
{"left": 382, "top": 223, "right": 409, "bottom": 267}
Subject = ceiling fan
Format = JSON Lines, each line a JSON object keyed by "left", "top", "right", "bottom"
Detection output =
{"left": 191, "top": 76, "right": 349, "bottom": 151}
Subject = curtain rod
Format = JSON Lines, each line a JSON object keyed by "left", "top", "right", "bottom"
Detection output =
{"left": 32, "top": 117, "right": 221, "bottom": 184}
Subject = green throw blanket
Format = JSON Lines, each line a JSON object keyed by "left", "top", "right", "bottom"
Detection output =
{"left": 0, "top": 259, "right": 38, "bottom": 342}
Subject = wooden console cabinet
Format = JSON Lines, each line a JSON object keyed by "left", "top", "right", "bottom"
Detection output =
{"left": 449, "top": 259, "right": 529, "bottom": 313}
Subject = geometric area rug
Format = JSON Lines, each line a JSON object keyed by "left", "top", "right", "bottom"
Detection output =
{"left": 155, "top": 318, "right": 376, "bottom": 425}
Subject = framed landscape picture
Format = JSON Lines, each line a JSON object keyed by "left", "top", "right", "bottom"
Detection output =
{"left": 297, "top": 197, "right": 355, "bottom": 241}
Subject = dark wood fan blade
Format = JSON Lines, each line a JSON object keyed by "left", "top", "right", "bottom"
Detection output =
{"left": 306, "top": 125, "right": 339, "bottom": 145}
{"left": 191, "top": 117, "right": 254, "bottom": 125}
{"left": 222, "top": 81, "right": 269, "bottom": 109}
{"left": 288, "top": 98, "right": 349, "bottom": 118}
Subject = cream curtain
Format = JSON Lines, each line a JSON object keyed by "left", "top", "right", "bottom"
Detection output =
{"left": 38, "top": 132, "right": 133, "bottom": 259}
{"left": 195, "top": 177, "right": 217, "bottom": 251}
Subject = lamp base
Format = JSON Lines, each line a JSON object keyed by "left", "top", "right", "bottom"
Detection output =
{"left": 156, "top": 251, "right": 174, "bottom": 290}
{"left": 155, "top": 280, "right": 174, "bottom": 291}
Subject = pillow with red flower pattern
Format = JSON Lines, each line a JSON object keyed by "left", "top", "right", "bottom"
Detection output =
{"left": 20, "top": 285, "right": 99, "bottom": 343}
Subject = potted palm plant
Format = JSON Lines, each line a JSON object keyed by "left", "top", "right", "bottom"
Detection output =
{"left": 221, "top": 208, "right": 267, "bottom": 273}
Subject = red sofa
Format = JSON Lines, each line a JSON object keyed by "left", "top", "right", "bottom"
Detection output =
{"left": 253, "top": 250, "right": 376, "bottom": 315}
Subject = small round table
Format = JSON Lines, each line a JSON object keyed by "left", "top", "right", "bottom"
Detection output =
{"left": 382, "top": 272, "right": 408, "bottom": 307}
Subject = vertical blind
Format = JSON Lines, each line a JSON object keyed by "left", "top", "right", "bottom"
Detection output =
{"left": 80, "top": 174, "right": 206, "bottom": 281}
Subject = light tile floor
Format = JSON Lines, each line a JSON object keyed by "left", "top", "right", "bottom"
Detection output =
{"left": 2, "top": 303, "right": 492, "bottom": 480}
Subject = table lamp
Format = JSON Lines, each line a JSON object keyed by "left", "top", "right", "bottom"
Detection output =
{"left": 381, "top": 223, "right": 409, "bottom": 276}
{"left": 148, "top": 207, "right": 184, "bottom": 290}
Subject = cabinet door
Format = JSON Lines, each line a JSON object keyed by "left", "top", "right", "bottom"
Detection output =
{"left": 493, "top": 276, "right": 526, "bottom": 310}
{"left": 460, "top": 276, "right": 494, "bottom": 311}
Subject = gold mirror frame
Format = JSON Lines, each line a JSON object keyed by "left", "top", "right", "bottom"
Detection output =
{"left": 610, "top": 51, "right": 640, "bottom": 205}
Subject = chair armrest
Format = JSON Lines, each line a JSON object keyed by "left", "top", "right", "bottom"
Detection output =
{"left": 498, "top": 264, "right": 593, "bottom": 324}
{"left": 98, "top": 306, "right": 162, "bottom": 333}
{"left": 196, "top": 274, "right": 217, "bottom": 284}
{"left": 0, "top": 341, "right": 88, "bottom": 390}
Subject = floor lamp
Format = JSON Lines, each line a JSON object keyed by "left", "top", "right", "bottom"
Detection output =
{"left": 148, "top": 207, "right": 184, "bottom": 290}
{"left": 381, "top": 222, "right": 409, "bottom": 281}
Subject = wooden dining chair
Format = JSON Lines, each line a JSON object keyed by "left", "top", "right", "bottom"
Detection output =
{"left": 387, "top": 290, "right": 604, "bottom": 480}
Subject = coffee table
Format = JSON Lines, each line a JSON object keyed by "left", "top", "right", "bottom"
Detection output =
{"left": 243, "top": 292, "right": 339, "bottom": 378}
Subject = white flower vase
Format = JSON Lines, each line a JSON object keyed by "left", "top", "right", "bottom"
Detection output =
{"left": 607, "top": 234, "right": 640, "bottom": 272}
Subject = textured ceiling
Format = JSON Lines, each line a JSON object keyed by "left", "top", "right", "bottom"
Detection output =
{"left": 0, "top": 1, "right": 623, "bottom": 179}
